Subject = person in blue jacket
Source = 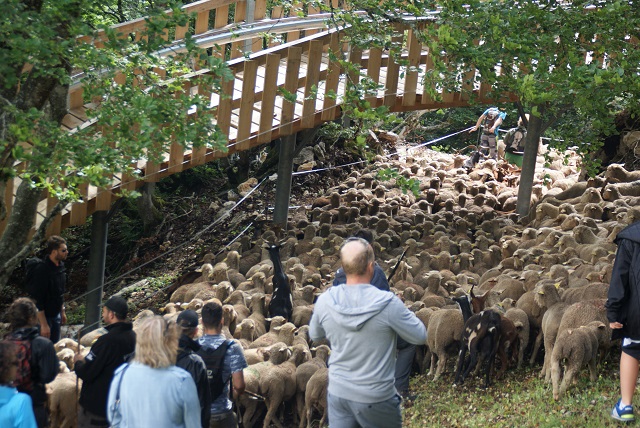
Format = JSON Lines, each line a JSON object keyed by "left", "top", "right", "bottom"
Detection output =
{"left": 0, "top": 340, "right": 38, "bottom": 428}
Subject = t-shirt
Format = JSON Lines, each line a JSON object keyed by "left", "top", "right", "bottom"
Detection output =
{"left": 197, "top": 335, "right": 247, "bottom": 414}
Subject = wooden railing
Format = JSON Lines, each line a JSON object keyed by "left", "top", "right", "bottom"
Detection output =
{"left": 8, "top": 2, "right": 516, "bottom": 239}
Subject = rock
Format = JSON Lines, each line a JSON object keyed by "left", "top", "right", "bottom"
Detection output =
{"left": 293, "top": 147, "right": 315, "bottom": 165}
{"left": 238, "top": 178, "right": 258, "bottom": 196}
{"left": 297, "top": 161, "right": 316, "bottom": 172}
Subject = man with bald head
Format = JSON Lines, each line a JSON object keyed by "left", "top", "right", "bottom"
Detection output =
{"left": 310, "top": 238, "right": 427, "bottom": 428}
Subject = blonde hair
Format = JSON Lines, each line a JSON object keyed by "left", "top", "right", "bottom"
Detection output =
{"left": 132, "top": 316, "right": 179, "bottom": 369}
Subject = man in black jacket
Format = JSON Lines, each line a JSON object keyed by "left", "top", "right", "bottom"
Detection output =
{"left": 176, "top": 309, "right": 211, "bottom": 427}
{"left": 6, "top": 297, "right": 59, "bottom": 428}
{"left": 74, "top": 296, "right": 136, "bottom": 428}
{"left": 27, "top": 235, "right": 68, "bottom": 342}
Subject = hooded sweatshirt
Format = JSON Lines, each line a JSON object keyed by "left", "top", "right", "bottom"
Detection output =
{"left": 606, "top": 221, "right": 640, "bottom": 340}
{"left": 309, "top": 284, "right": 427, "bottom": 403}
{"left": 0, "top": 386, "right": 37, "bottom": 428}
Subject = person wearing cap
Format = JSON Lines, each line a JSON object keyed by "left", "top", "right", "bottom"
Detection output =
{"left": 176, "top": 310, "right": 211, "bottom": 427}
{"left": 74, "top": 296, "right": 136, "bottom": 428}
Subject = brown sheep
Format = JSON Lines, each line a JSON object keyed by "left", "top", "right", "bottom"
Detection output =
{"left": 504, "top": 307, "right": 530, "bottom": 369}
{"left": 46, "top": 372, "right": 82, "bottom": 428}
{"left": 301, "top": 367, "right": 329, "bottom": 428}
{"left": 426, "top": 309, "right": 464, "bottom": 380}
{"left": 295, "top": 345, "right": 330, "bottom": 426}
{"left": 551, "top": 321, "right": 607, "bottom": 399}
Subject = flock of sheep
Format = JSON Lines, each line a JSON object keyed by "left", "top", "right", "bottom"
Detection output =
{"left": 42, "top": 139, "right": 640, "bottom": 427}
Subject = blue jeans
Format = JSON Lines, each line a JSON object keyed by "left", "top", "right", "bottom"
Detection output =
{"left": 327, "top": 392, "right": 402, "bottom": 428}
{"left": 46, "top": 313, "right": 61, "bottom": 343}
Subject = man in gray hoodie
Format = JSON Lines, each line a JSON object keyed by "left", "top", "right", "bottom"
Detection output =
{"left": 309, "top": 237, "right": 427, "bottom": 428}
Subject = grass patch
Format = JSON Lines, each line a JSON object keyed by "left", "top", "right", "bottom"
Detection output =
{"left": 403, "top": 357, "right": 626, "bottom": 427}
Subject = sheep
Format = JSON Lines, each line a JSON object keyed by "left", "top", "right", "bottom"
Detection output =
{"left": 249, "top": 322, "right": 297, "bottom": 348}
{"left": 504, "top": 307, "right": 529, "bottom": 369}
{"left": 295, "top": 345, "right": 330, "bottom": 426}
{"left": 260, "top": 344, "right": 310, "bottom": 428}
{"left": 56, "top": 348, "right": 75, "bottom": 371}
{"left": 425, "top": 308, "right": 464, "bottom": 380}
{"left": 46, "top": 372, "right": 82, "bottom": 428}
{"left": 550, "top": 321, "right": 607, "bottom": 399}
{"left": 79, "top": 328, "right": 106, "bottom": 347}
{"left": 301, "top": 367, "right": 329, "bottom": 428}
{"left": 555, "top": 299, "right": 611, "bottom": 354}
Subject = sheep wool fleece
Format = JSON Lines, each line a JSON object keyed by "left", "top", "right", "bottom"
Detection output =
{"left": 0, "top": 385, "right": 37, "bottom": 428}
{"left": 309, "top": 284, "right": 427, "bottom": 403}
{"left": 607, "top": 221, "right": 640, "bottom": 341}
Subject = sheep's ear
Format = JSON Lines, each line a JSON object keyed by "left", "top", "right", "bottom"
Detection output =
{"left": 554, "top": 282, "right": 561, "bottom": 289}
{"left": 597, "top": 323, "right": 606, "bottom": 330}
{"left": 264, "top": 317, "right": 272, "bottom": 322}
{"left": 274, "top": 326, "right": 282, "bottom": 331}
{"left": 310, "top": 347, "right": 317, "bottom": 351}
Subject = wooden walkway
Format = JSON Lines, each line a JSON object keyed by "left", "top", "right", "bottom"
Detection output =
{"left": 6, "top": 0, "right": 513, "bottom": 238}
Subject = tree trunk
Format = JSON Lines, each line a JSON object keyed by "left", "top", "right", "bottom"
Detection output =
{"left": 516, "top": 114, "right": 545, "bottom": 218}
{"left": 137, "top": 182, "right": 163, "bottom": 236}
{"left": 0, "top": 181, "right": 43, "bottom": 289}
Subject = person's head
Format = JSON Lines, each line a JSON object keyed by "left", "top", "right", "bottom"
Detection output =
{"left": 132, "top": 316, "right": 179, "bottom": 369}
{"left": 0, "top": 341, "right": 18, "bottom": 386}
{"left": 7, "top": 298, "right": 38, "bottom": 331}
{"left": 201, "top": 301, "right": 223, "bottom": 332}
{"left": 340, "top": 238, "right": 375, "bottom": 281}
{"left": 102, "top": 296, "right": 129, "bottom": 325}
{"left": 46, "top": 236, "right": 68, "bottom": 263}
{"left": 176, "top": 310, "right": 199, "bottom": 339}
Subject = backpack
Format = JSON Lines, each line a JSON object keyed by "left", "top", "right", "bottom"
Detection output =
{"left": 504, "top": 127, "right": 526, "bottom": 153}
{"left": 197, "top": 341, "right": 231, "bottom": 400}
{"left": 24, "top": 257, "right": 44, "bottom": 292}
{"left": 4, "top": 333, "right": 34, "bottom": 391}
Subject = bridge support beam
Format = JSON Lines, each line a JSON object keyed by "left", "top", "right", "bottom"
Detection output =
{"left": 273, "top": 134, "right": 296, "bottom": 228}
{"left": 81, "top": 210, "right": 109, "bottom": 336}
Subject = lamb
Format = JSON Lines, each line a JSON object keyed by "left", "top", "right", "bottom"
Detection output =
{"left": 550, "top": 321, "right": 607, "bottom": 399}
{"left": 301, "top": 367, "right": 329, "bottom": 428}
{"left": 504, "top": 307, "right": 529, "bottom": 369}
{"left": 295, "top": 345, "right": 331, "bottom": 426}
{"left": 46, "top": 371, "right": 82, "bottom": 428}
{"left": 260, "top": 344, "right": 310, "bottom": 428}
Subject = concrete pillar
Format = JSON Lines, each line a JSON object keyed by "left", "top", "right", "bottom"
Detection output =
{"left": 244, "top": 0, "right": 256, "bottom": 54}
{"left": 273, "top": 134, "right": 296, "bottom": 227}
{"left": 81, "top": 210, "right": 109, "bottom": 336}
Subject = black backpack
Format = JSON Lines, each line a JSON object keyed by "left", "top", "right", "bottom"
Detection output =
{"left": 4, "top": 333, "right": 34, "bottom": 391}
{"left": 197, "top": 341, "right": 231, "bottom": 400}
{"left": 24, "top": 257, "right": 45, "bottom": 292}
{"left": 504, "top": 127, "right": 527, "bottom": 154}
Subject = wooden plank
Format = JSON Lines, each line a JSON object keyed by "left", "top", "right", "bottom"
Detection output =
{"left": 168, "top": 141, "right": 185, "bottom": 174}
{"left": 45, "top": 194, "right": 62, "bottom": 237}
{"left": 231, "top": 1, "right": 247, "bottom": 59}
{"left": 70, "top": 183, "right": 89, "bottom": 226}
{"left": 217, "top": 77, "right": 235, "bottom": 138}
{"left": 237, "top": 60, "right": 258, "bottom": 150}
{"left": 384, "top": 26, "right": 404, "bottom": 107}
{"left": 94, "top": 185, "right": 112, "bottom": 212}
{"left": 195, "top": 10, "right": 210, "bottom": 34}
{"left": 69, "top": 88, "right": 84, "bottom": 110}
{"left": 306, "top": 4, "right": 321, "bottom": 35}
{"left": 302, "top": 40, "right": 324, "bottom": 129}
{"left": 258, "top": 54, "right": 281, "bottom": 143}
{"left": 322, "top": 33, "right": 341, "bottom": 120}
{"left": 215, "top": 5, "right": 230, "bottom": 28}
{"left": 286, "top": 2, "right": 303, "bottom": 42}
{"left": 346, "top": 45, "right": 362, "bottom": 93}
{"left": 280, "top": 47, "right": 302, "bottom": 136}
{"left": 252, "top": 0, "right": 267, "bottom": 52}
{"left": 402, "top": 29, "right": 421, "bottom": 107}
{"left": 365, "top": 48, "right": 382, "bottom": 107}
{"left": 175, "top": 23, "right": 189, "bottom": 40}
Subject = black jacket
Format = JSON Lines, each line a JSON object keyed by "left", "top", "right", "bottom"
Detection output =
{"left": 9, "top": 327, "right": 58, "bottom": 407}
{"left": 606, "top": 222, "right": 640, "bottom": 340}
{"left": 177, "top": 335, "right": 211, "bottom": 428}
{"left": 75, "top": 322, "right": 136, "bottom": 418}
{"left": 332, "top": 263, "right": 390, "bottom": 291}
{"left": 27, "top": 257, "right": 66, "bottom": 318}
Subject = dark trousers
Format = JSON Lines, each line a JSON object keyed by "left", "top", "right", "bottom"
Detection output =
{"left": 395, "top": 344, "right": 416, "bottom": 397}
{"left": 78, "top": 405, "right": 109, "bottom": 428}
{"left": 46, "top": 313, "right": 62, "bottom": 343}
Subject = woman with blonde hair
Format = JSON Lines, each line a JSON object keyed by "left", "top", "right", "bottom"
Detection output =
{"left": 107, "top": 316, "right": 200, "bottom": 428}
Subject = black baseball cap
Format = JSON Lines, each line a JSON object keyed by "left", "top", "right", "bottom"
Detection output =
{"left": 177, "top": 310, "right": 199, "bottom": 328}
{"left": 103, "top": 296, "right": 129, "bottom": 319}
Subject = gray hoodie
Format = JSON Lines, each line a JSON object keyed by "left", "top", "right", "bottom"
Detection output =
{"left": 309, "top": 284, "right": 427, "bottom": 403}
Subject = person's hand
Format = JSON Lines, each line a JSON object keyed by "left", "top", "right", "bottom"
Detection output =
{"left": 610, "top": 322, "right": 623, "bottom": 329}
{"left": 469, "top": 126, "right": 478, "bottom": 133}
{"left": 40, "top": 323, "right": 50, "bottom": 338}
{"left": 489, "top": 126, "right": 496, "bottom": 133}
{"left": 61, "top": 310, "right": 67, "bottom": 325}
{"left": 74, "top": 352, "right": 84, "bottom": 363}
